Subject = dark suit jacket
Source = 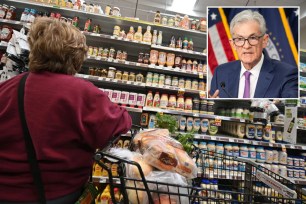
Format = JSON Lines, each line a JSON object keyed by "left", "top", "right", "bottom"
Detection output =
{"left": 209, "top": 55, "right": 298, "bottom": 98}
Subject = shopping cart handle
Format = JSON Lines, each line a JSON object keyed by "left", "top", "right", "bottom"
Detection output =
{"left": 234, "top": 157, "right": 259, "bottom": 168}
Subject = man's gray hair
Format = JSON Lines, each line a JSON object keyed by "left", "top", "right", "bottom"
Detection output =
{"left": 230, "top": 9, "right": 267, "bottom": 36}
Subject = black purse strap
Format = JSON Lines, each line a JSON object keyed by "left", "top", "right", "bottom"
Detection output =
{"left": 18, "top": 73, "right": 46, "bottom": 204}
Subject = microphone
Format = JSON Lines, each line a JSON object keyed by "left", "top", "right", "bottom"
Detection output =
{"left": 220, "top": 82, "right": 233, "bottom": 98}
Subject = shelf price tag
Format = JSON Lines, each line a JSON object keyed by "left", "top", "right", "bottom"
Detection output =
{"left": 290, "top": 145, "right": 295, "bottom": 149}
{"left": 229, "top": 138, "right": 235, "bottom": 143}
{"left": 178, "top": 88, "right": 185, "bottom": 96}
{"left": 98, "top": 77, "right": 103, "bottom": 81}
{"left": 210, "top": 136, "right": 216, "bottom": 140}
{"left": 110, "top": 36, "right": 115, "bottom": 39}
{"left": 199, "top": 91, "right": 206, "bottom": 99}
{"left": 136, "top": 63, "right": 141, "bottom": 66}
{"left": 113, "top": 59, "right": 118, "bottom": 63}
{"left": 125, "top": 61, "right": 130, "bottom": 65}
{"left": 215, "top": 117, "right": 222, "bottom": 126}
{"left": 302, "top": 146, "right": 306, "bottom": 150}
{"left": 84, "top": 75, "right": 89, "bottom": 79}
{"left": 253, "top": 141, "right": 259, "bottom": 145}
{"left": 107, "top": 58, "right": 113, "bottom": 62}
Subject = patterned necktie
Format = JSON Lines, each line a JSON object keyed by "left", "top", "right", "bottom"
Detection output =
{"left": 243, "top": 71, "right": 251, "bottom": 98}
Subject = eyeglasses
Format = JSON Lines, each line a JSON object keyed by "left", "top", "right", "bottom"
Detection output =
{"left": 232, "top": 35, "right": 264, "bottom": 47}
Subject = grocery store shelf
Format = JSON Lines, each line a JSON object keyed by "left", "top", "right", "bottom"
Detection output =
{"left": 143, "top": 107, "right": 248, "bottom": 122}
{"left": 0, "top": 19, "right": 31, "bottom": 28}
{"left": 124, "top": 106, "right": 143, "bottom": 113}
{"left": 146, "top": 84, "right": 202, "bottom": 95}
{"left": 193, "top": 133, "right": 306, "bottom": 150}
{"left": 300, "top": 88, "right": 306, "bottom": 92}
{"left": 85, "top": 56, "right": 204, "bottom": 78}
{"left": 151, "top": 44, "right": 206, "bottom": 58}
{"left": 5, "top": 0, "right": 206, "bottom": 37}
{"left": 198, "top": 171, "right": 245, "bottom": 180}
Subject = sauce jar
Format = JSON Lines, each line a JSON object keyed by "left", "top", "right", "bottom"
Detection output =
{"left": 93, "top": 47, "right": 98, "bottom": 57}
{"left": 168, "top": 95, "right": 176, "bottom": 109}
{"left": 138, "top": 53, "right": 144, "bottom": 63}
{"left": 185, "top": 97, "right": 193, "bottom": 112}
{"left": 87, "top": 46, "right": 93, "bottom": 56}
{"left": 158, "top": 74, "right": 165, "bottom": 85}
{"left": 174, "top": 55, "right": 182, "bottom": 68}
{"left": 113, "top": 25, "right": 120, "bottom": 36}
{"left": 152, "top": 73, "right": 159, "bottom": 85}
{"left": 116, "top": 50, "right": 122, "bottom": 59}
{"left": 136, "top": 73, "right": 144, "bottom": 82}
{"left": 178, "top": 78, "right": 185, "bottom": 88}
{"left": 101, "top": 69, "right": 108, "bottom": 77}
{"left": 146, "top": 72, "right": 153, "bottom": 85}
{"left": 102, "top": 48, "right": 109, "bottom": 58}
{"left": 186, "top": 59, "right": 193, "bottom": 72}
{"left": 165, "top": 75, "right": 172, "bottom": 86}
{"left": 160, "top": 94, "right": 169, "bottom": 109}
{"left": 121, "top": 51, "right": 127, "bottom": 61}
{"left": 143, "top": 53, "right": 150, "bottom": 64}
{"left": 122, "top": 71, "right": 129, "bottom": 81}
{"left": 185, "top": 79, "right": 191, "bottom": 89}
{"left": 115, "top": 70, "right": 122, "bottom": 80}
{"left": 109, "top": 47, "right": 115, "bottom": 59}
{"left": 172, "top": 77, "right": 178, "bottom": 87}
{"left": 107, "top": 67, "right": 116, "bottom": 78}
{"left": 98, "top": 47, "right": 104, "bottom": 57}
{"left": 166, "top": 53, "right": 175, "bottom": 67}
{"left": 192, "top": 80, "right": 198, "bottom": 90}
{"left": 177, "top": 96, "right": 185, "bottom": 110}
{"left": 150, "top": 50, "right": 159, "bottom": 65}
{"left": 158, "top": 52, "right": 166, "bottom": 66}
{"left": 198, "top": 81, "right": 205, "bottom": 91}
{"left": 193, "top": 98, "right": 200, "bottom": 113}
{"left": 200, "top": 100, "right": 207, "bottom": 114}
{"left": 128, "top": 72, "right": 135, "bottom": 81}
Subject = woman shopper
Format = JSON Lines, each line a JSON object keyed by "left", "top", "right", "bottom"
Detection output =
{"left": 0, "top": 17, "right": 132, "bottom": 203}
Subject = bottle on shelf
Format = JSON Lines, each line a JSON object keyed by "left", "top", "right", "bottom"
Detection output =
{"left": 127, "top": 26, "right": 135, "bottom": 40}
{"left": 153, "top": 92, "right": 160, "bottom": 107}
{"left": 188, "top": 38, "right": 194, "bottom": 51}
{"left": 176, "top": 37, "right": 182, "bottom": 49}
{"left": 157, "top": 31, "right": 163, "bottom": 45}
{"left": 154, "top": 11, "right": 161, "bottom": 24}
{"left": 143, "top": 26, "right": 152, "bottom": 43}
{"left": 287, "top": 117, "right": 295, "bottom": 133}
{"left": 152, "top": 30, "right": 158, "bottom": 45}
{"left": 183, "top": 37, "right": 188, "bottom": 49}
{"left": 169, "top": 35, "right": 176, "bottom": 48}
{"left": 161, "top": 16, "right": 168, "bottom": 25}
{"left": 134, "top": 26, "right": 143, "bottom": 41}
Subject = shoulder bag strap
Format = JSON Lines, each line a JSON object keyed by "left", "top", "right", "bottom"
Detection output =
{"left": 18, "top": 73, "right": 46, "bottom": 204}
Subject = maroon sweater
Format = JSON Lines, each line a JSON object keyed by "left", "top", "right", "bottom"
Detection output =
{"left": 0, "top": 72, "right": 132, "bottom": 202}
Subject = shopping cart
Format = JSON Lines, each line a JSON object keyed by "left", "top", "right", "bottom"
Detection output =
{"left": 93, "top": 129, "right": 306, "bottom": 204}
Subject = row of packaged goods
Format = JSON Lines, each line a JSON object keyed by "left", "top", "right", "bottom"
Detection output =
{"left": 300, "top": 76, "right": 306, "bottom": 89}
{"left": 301, "top": 62, "right": 306, "bottom": 72}
{"left": 30, "top": 0, "right": 206, "bottom": 32}
{"left": 87, "top": 47, "right": 206, "bottom": 72}
{"left": 193, "top": 141, "right": 306, "bottom": 179}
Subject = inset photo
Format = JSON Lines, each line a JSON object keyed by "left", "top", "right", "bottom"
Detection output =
{"left": 207, "top": 7, "right": 299, "bottom": 98}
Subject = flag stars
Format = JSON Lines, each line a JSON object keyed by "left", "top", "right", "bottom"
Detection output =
{"left": 269, "top": 32, "right": 272, "bottom": 36}
{"left": 273, "top": 37, "right": 276, "bottom": 41}
{"left": 276, "top": 42, "right": 279, "bottom": 46}
{"left": 211, "top": 12, "right": 217, "bottom": 20}
{"left": 281, "top": 55, "right": 284, "bottom": 59}
{"left": 279, "top": 49, "right": 282, "bottom": 52}
{"left": 294, "top": 9, "right": 298, "bottom": 17}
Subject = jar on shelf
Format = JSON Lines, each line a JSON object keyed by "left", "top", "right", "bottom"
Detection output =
{"left": 136, "top": 73, "right": 144, "bottom": 82}
{"left": 107, "top": 67, "right": 116, "bottom": 78}
{"left": 87, "top": 46, "right": 93, "bottom": 56}
{"left": 181, "top": 58, "right": 187, "bottom": 71}
{"left": 121, "top": 51, "right": 127, "bottom": 61}
{"left": 198, "top": 81, "right": 205, "bottom": 91}
{"left": 193, "top": 98, "right": 200, "bottom": 113}
{"left": 168, "top": 17, "right": 174, "bottom": 27}
{"left": 168, "top": 95, "right": 176, "bottom": 109}
{"left": 150, "top": 50, "right": 159, "bottom": 65}
{"left": 152, "top": 73, "right": 159, "bottom": 85}
{"left": 143, "top": 53, "right": 150, "bottom": 64}
{"left": 122, "top": 71, "right": 129, "bottom": 81}
{"left": 113, "top": 25, "right": 120, "bottom": 36}
{"left": 116, "top": 50, "right": 122, "bottom": 60}
{"left": 186, "top": 59, "right": 193, "bottom": 72}
{"left": 192, "top": 80, "right": 199, "bottom": 90}
{"left": 115, "top": 70, "right": 122, "bottom": 80}
{"left": 185, "top": 97, "right": 192, "bottom": 112}
{"left": 178, "top": 78, "right": 185, "bottom": 88}
{"left": 161, "top": 16, "right": 167, "bottom": 25}
{"left": 158, "top": 74, "right": 165, "bottom": 85}
{"left": 146, "top": 72, "right": 153, "bottom": 85}
{"left": 128, "top": 72, "right": 136, "bottom": 81}
{"left": 166, "top": 53, "right": 175, "bottom": 68}
{"left": 154, "top": 11, "right": 161, "bottom": 24}
{"left": 92, "top": 47, "right": 98, "bottom": 57}
{"left": 101, "top": 69, "right": 108, "bottom": 77}
{"left": 185, "top": 79, "right": 191, "bottom": 89}
{"left": 200, "top": 100, "right": 207, "bottom": 114}
{"left": 109, "top": 47, "right": 115, "bottom": 59}
{"left": 177, "top": 96, "right": 185, "bottom": 111}
{"left": 102, "top": 48, "right": 109, "bottom": 58}
{"left": 160, "top": 94, "right": 169, "bottom": 109}
{"left": 158, "top": 52, "right": 167, "bottom": 66}
{"left": 172, "top": 77, "right": 178, "bottom": 87}
{"left": 138, "top": 53, "right": 144, "bottom": 63}
{"left": 165, "top": 75, "right": 172, "bottom": 86}
{"left": 98, "top": 47, "right": 104, "bottom": 57}
{"left": 174, "top": 55, "right": 182, "bottom": 68}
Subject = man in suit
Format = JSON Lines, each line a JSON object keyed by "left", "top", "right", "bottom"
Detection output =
{"left": 209, "top": 9, "right": 298, "bottom": 98}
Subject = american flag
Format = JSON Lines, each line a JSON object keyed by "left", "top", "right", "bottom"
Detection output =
{"left": 207, "top": 7, "right": 299, "bottom": 89}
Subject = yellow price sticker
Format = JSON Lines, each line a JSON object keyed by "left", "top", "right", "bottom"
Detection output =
{"left": 199, "top": 91, "right": 206, "bottom": 99}
{"left": 199, "top": 73, "right": 204, "bottom": 79}
{"left": 178, "top": 88, "right": 185, "bottom": 96}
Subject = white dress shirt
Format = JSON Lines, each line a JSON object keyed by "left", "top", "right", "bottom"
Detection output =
{"left": 238, "top": 54, "right": 264, "bottom": 98}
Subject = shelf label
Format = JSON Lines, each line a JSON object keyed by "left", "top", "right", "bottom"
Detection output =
{"left": 129, "top": 62, "right": 136, "bottom": 66}
{"left": 125, "top": 61, "right": 130, "bottom": 65}
{"left": 193, "top": 113, "right": 199, "bottom": 117}
{"left": 98, "top": 77, "right": 103, "bottom": 81}
{"left": 107, "top": 58, "right": 113, "bottom": 62}
{"left": 127, "top": 81, "right": 132, "bottom": 84}
{"left": 84, "top": 75, "right": 89, "bottom": 79}
{"left": 123, "top": 38, "right": 129, "bottom": 41}
{"left": 229, "top": 139, "right": 235, "bottom": 143}
{"left": 96, "top": 56, "right": 101, "bottom": 60}
{"left": 110, "top": 36, "right": 115, "bottom": 39}
{"left": 215, "top": 117, "right": 222, "bottom": 126}
{"left": 290, "top": 145, "right": 295, "bottom": 149}
{"left": 253, "top": 141, "right": 259, "bottom": 145}
{"left": 113, "top": 59, "right": 118, "bottom": 63}
{"left": 302, "top": 146, "right": 306, "bottom": 150}
{"left": 99, "top": 178, "right": 106, "bottom": 183}
{"left": 178, "top": 88, "right": 185, "bottom": 96}
{"left": 136, "top": 63, "right": 141, "bottom": 66}
{"left": 148, "top": 64, "right": 155, "bottom": 68}
{"left": 105, "top": 78, "right": 110, "bottom": 81}
{"left": 210, "top": 136, "right": 216, "bottom": 140}
{"left": 117, "top": 37, "right": 123, "bottom": 40}
{"left": 199, "top": 91, "right": 206, "bottom": 99}
{"left": 240, "top": 119, "right": 245, "bottom": 123}
{"left": 269, "top": 143, "right": 273, "bottom": 147}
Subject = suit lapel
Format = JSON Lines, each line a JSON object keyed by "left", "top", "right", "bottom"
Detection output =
{"left": 254, "top": 56, "right": 275, "bottom": 97}
{"left": 227, "top": 61, "right": 241, "bottom": 98}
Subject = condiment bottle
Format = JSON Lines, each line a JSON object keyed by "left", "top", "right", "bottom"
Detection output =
{"left": 154, "top": 11, "right": 161, "bottom": 24}
{"left": 143, "top": 26, "right": 152, "bottom": 43}
{"left": 145, "top": 91, "right": 153, "bottom": 107}
{"left": 169, "top": 35, "right": 176, "bottom": 48}
{"left": 136, "top": 73, "right": 144, "bottom": 82}
{"left": 176, "top": 37, "right": 182, "bottom": 49}
{"left": 127, "top": 26, "right": 135, "bottom": 40}
{"left": 153, "top": 92, "right": 160, "bottom": 107}
{"left": 188, "top": 39, "right": 193, "bottom": 50}
{"left": 134, "top": 26, "right": 143, "bottom": 41}
{"left": 183, "top": 37, "right": 188, "bottom": 49}
{"left": 157, "top": 31, "right": 163, "bottom": 45}
{"left": 160, "top": 94, "right": 168, "bottom": 109}
{"left": 152, "top": 30, "right": 158, "bottom": 44}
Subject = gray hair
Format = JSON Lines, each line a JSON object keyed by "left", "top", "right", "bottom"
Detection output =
{"left": 230, "top": 10, "right": 267, "bottom": 36}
